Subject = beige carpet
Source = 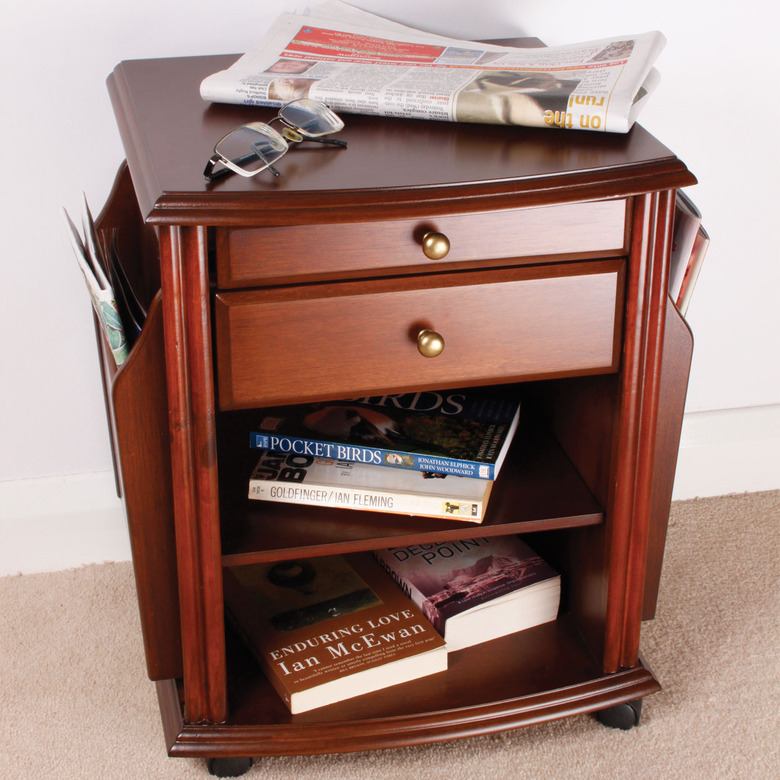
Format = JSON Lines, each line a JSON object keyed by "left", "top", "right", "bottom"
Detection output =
{"left": 1, "top": 491, "right": 778, "bottom": 779}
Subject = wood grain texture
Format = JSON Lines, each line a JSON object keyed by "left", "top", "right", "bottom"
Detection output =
{"left": 100, "top": 52, "right": 699, "bottom": 749}
{"left": 217, "top": 200, "right": 626, "bottom": 287}
{"left": 159, "top": 225, "right": 227, "bottom": 724}
{"left": 643, "top": 299, "right": 693, "bottom": 618}
{"left": 214, "top": 260, "right": 623, "bottom": 409}
{"left": 107, "top": 54, "right": 695, "bottom": 226}
{"left": 217, "top": 420, "right": 603, "bottom": 565}
{"left": 604, "top": 190, "right": 675, "bottom": 672}
{"left": 93, "top": 164, "right": 182, "bottom": 681}
{"left": 111, "top": 294, "right": 182, "bottom": 680}
{"left": 154, "top": 623, "right": 660, "bottom": 757}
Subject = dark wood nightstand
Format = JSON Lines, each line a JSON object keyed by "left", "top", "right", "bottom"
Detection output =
{"left": 95, "top": 53, "right": 695, "bottom": 775}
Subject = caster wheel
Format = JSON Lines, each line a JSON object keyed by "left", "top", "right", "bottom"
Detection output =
{"left": 206, "top": 756, "right": 253, "bottom": 777}
{"left": 596, "top": 699, "right": 643, "bottom": 730}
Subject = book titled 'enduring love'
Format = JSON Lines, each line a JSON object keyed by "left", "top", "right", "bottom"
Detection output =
{"left": 223, "top": 553, "right": 447, "bottom": 713}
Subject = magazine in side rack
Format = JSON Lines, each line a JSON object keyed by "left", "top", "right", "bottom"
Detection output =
{"left": 669, "top": 190, "right": 710, "bottom": 316}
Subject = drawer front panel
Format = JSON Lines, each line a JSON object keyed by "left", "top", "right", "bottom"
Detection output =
{"left": 217, "top": 200, "right": 626, "bottom": 287}
{"left": 214, "top": 260, "right": 624, "bottom": 410}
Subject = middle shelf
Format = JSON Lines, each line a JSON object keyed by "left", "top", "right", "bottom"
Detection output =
{"left": 218, "top": 412, "right": 604, "bottom": 567}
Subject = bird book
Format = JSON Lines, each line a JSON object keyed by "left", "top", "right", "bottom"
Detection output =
{"left": 372, "top": 536, "right": 560, "bottom": 652}
{"left": 248, "top": 448, "right": 493, "bottom": 522}
{"left": 222, "top": 553, "right": 447, "bottom": 714}
{"left": 248, "top": 387, "right": 521, "bottom": 481}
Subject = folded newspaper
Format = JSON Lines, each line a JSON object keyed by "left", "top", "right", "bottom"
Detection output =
{"left": 63, "top": 200, "right": 129, "bottom": 367}
{"left": 200, "top": 0, "right": 665, "bottom": 133}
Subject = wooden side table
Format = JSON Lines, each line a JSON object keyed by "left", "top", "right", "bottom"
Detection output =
{"left": 95, "top": 53, "right": 695, "bottom": 775}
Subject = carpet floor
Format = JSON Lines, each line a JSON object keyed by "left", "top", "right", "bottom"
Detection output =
{"left": 1, "top": 491, "right": 778, "bottom": 779}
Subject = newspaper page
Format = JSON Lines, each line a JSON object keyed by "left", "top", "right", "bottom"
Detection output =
{"left": 200, "top": 1, "right": 665, "bottom": 133}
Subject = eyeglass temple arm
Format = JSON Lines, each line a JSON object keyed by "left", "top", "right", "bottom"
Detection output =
{"left": 203, "top": 156, "right": 230, "bottom": 181}
{"left": 305, "top": 137, "right": 348, "bottom": 147}
{"left": 203, "top": 153, "right": 281, "bottom": 182}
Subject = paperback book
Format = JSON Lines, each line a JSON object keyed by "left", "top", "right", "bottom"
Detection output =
{"left": 62, "top": 201, "right": 129, "bottom": 366}
{"left": 373, "top": 536, "right": 560, "bottom": 652}
{"left": 248, "top": 449, "right": 493, "bottom": 522}
{"left": 668, "top": 190, "right": 702, "bottom": 304}
{"left": 223, "top": 553, "right": 447, "bottom": 714}
{"left": 249, "top": 388, "right": 521, "bottom": 481}
{"left": 669, "top": 189, "right": 709, "bottom": 315}
{"left": 676, "top": 223, "right": 710, "bottom": 316}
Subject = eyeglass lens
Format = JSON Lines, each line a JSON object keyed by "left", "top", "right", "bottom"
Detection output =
{"left": 278, "top": 99, "right": 344, "bottom": 137}
{"left": 215, "top": 125, "right": 287, "bottom": 174}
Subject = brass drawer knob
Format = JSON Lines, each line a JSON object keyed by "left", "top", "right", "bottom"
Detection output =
{"left": 417, "top": 328, "right": 445, "bottom": 358}
{"left": 422, "top": 231, "right": 450, "bottom": 260}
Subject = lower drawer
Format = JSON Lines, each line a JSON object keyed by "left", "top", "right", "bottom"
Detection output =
{"left": 214, "top": 260, "right": 624, "bottom": 410}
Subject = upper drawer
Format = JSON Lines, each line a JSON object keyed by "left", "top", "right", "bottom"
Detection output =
{"left": 216, "top": 200, "right": 627, "bottom": 288}
{"left": 214, "top": 259, "right": 624, "bottom": 411}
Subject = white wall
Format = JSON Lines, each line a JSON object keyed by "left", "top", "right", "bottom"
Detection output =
{"left": 1, "top": 1, "right": 778, "bottom": 574}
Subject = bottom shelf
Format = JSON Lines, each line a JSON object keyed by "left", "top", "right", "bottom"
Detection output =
{"left": 158, "top": 616, "right": 660, "bottom": 758}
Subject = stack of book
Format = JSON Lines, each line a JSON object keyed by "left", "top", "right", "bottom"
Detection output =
{"left": 246, "top": 387, "right": 521, "bottom": 524}
{"left": 224, "top": 536, "right": 560, "bottom": 714}
{"left": 230, "top": 386, "right": 559, "bottom": 715}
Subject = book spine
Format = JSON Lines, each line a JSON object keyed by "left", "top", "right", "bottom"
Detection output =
{"left": 371, "top": 553, "right": 429, "bottom": 615}
{"left": 249, "top": 479, "right": 484, "bottom": 521}
{"left": 249, "top": 433, "right": 496, "bottom": 480}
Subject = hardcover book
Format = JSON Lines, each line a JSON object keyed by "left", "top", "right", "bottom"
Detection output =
{"left": 248, "top": 449, "right": 493, "bottom": 522}
{"left": 249, "top": 388, "right": 521, "bottom": 481}
{"left": 222, "top": 553, "right": 447, "bottom": 714}
{"left": 373, "top": 536, "right": 560, "bottom": 652}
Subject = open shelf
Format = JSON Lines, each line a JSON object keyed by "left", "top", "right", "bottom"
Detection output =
{"left": 157, "top": 615, "right": 660, "bottom": 757}
{"left": 227, "top": 616, "right": 599, "bottom": 725}
{"left": 217, "top": 412, "right": 603, "bottom": 567}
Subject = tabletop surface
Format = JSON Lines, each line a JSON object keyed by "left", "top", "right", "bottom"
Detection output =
{"left": 107, "top": 54, "right": 695, "bottom": 225}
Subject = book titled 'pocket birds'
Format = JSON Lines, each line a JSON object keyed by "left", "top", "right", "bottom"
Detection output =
{"left": 249, "top": 388, "right": 521, "bottom": 481}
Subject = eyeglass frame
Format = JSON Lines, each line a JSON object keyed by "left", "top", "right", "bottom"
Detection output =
{"left": 203, "top": 99, "right": 347, "bottom": 182}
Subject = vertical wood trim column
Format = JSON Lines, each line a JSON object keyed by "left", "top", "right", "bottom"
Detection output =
{"left": 642, "top": 303, "right": 694, "bottom": 618}
{"left": 160, "top": 225, "right": 227, "bottom": 724}
{"left": 605, "top": 190, "right": 674, "bottom": 673}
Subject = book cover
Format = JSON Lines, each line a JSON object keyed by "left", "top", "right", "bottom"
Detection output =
{"left": 676, "top": 223, "right": 710, "bottom": 316}
{"left": 249, "top": 388, "right": 521, "bottom": 480}
{"left": 223, "top": 553, "right": 447, "bottom": 714}
{"left": 248, "top": 449, "right": 493, "bottom": 522}
{"left": 373, "top": 536, "right": 560, "bottom": 652}
{"left": 63, "top": 205, "right": 129, "bottom": 366}
{"left": 669, "top": 190, "right": 702, "bottom": 302}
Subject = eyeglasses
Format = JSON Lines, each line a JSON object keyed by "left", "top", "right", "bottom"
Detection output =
{"left": 203, "top": 99, "right": 347, "bottom": 182}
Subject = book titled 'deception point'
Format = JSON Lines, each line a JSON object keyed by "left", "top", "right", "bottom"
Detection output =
{"left": 373, "top": 536, "right": 560, "bottom": 652}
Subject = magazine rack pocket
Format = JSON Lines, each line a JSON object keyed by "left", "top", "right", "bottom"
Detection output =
{"left": 643, "top": 295, "right": 693, "bottom": 618}
{"left": 94, "top": 163, "right": 182, "bottom": 681}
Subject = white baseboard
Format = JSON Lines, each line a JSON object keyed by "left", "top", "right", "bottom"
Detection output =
{"left": 1, "top": 405, "right": 778, "bottom": 575}
{"left": 0, "top": 471, "right": 129, "bottom": 577}
{"left": 672, "top": 404, "right": 780, "bottom": 500}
